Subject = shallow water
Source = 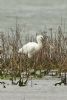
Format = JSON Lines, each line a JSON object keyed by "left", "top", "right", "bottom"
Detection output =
{"left": 0, "top": 77, "right": 67, "bottom": 100}
{"left": 0, "top": 0, "right": 67, "bottom": 33}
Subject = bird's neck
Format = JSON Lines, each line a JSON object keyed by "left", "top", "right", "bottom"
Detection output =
{"left": 37, "top": 41, "right": 43, "bottom": 48}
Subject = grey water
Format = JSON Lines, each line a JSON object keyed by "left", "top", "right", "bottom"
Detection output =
{"left": 0, "top": 0, "right": 67, "bottom": 35}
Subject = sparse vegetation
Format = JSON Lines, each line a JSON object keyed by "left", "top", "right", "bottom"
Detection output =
{"left": 0, "top": 22, "right": 67, "bottom": 79}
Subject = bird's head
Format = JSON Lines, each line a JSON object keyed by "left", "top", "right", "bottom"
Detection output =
{"left": 37, "top": 35, "right": 44, "bottom": 43}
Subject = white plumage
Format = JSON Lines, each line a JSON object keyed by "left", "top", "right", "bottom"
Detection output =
{"left": 18, "top": 35, "right": 43, "bottom": 58}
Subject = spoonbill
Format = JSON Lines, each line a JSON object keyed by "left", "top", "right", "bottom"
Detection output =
{"left": 18, "top": 35, "right": 44, "bottom": 58}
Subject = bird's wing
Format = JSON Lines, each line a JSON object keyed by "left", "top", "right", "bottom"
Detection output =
{"left": 28, "top": 46, "right": 36, "bottom": 54}
{"left": 27, "top": 43, "right": 38, "bottom": 54}
{"left": 23, "top": 42, "right": 37, "bottom": 53}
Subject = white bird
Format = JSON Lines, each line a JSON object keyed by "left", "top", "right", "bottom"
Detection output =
{"left": 18, "top": 35, "right": 44, "bottom": 58}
